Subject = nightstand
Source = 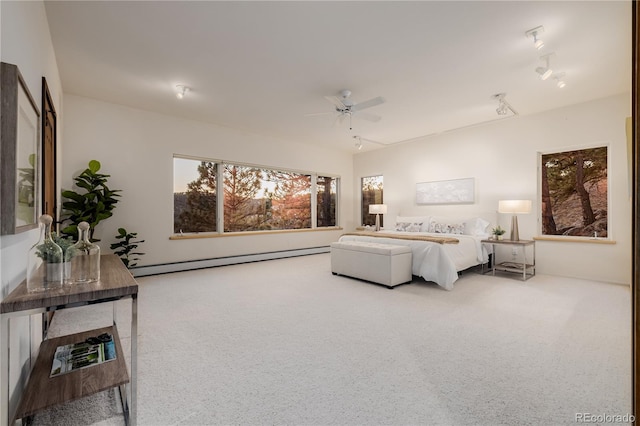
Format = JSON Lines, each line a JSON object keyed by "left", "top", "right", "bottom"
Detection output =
{"left": 481, "top": 239, "right": 535, "bottom": 281}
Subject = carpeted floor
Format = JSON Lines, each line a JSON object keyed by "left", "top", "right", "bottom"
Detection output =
{"left": 31, "top": 253, "right": 631, "bottom": 425}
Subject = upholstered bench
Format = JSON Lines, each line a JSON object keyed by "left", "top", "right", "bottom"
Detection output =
{"left": 330, "top": 241, "right": 412, "bottom": 289}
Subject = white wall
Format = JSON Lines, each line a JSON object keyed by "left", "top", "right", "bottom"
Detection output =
{"left": 354, "top": 93, "right": 631, "bottom": 284}
{"left": 61, "top": 95, "right": 354, "bottom": 266}
{"left": 0, "top": 0, "right": 63, "bottom": 417}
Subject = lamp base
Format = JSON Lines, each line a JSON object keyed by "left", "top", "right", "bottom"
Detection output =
{"left": 510, "top": 215, "right": 520, "bottom": 241}
{"left": 375, "top": 214, "right": 380, "bottom": 232}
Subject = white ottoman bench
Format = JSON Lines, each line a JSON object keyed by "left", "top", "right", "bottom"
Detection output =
{"left": 330, "top": 241, "right": 412, "bottom": 289}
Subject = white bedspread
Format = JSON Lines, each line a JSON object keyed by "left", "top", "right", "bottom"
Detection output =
{"left": 338, "top": 231, "right": 486, "bottom": 290}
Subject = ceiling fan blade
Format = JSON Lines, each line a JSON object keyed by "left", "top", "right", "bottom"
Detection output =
{"left": 355, "top": 111, "right": 382, "bottom": 122}
{"left": 351, "top": 96, "right": 385, "bottom": 112}
{"left": 324, "top": 96, "right": 346, "bottom": 109}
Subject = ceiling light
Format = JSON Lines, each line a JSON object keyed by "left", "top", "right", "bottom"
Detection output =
{"left": 176, "top": 84, "right": 190, "bottom": 99}
{"left": 353, "top": 135, "right": 363, "bottom": 150}
{"left": 525, "top": 26, "right": 545, "bottom": 50}
{"left": 535, "top": 53, "right": 554, "bottom": 80}
{"left": 553, "top": 72, "right": 567, "bottom": 88}
{"left": 491, "top": 93, "right": 517, "bottom": 116}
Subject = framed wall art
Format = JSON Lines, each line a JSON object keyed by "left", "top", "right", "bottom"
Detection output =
{"left": 1, "top": 62, "right": 41, "bottom": 235}
{"left": 42, "top": 76, "right": 57, "bottom": 220}
{"left": 416, "top": 177, "right": 475, "bottom": 205}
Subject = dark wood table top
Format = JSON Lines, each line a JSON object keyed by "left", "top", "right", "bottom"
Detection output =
{"left": 1, "top": 254, "right": 138, "bottom": 314}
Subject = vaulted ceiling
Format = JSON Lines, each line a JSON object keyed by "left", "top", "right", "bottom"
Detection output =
{"left": 44, "top": 1, "right": 631, "bottom": 152}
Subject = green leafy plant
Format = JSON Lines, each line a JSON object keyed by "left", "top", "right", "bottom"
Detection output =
{"left": 35, "top": 234, "right": 75, "bottom": 263}
{"left": 60, "top": 160, "right": 121, "bottom": 241}
{"left": 110, "top": 228, "right": 145, "bottom": 268}
{"left": 492, "top": 226, "right": 506, "bottom": 236}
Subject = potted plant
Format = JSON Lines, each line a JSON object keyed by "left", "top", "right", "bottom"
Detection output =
{"left": 110, "top": 228, "right": 145, "bottom": 268}
{"left": 492, "top": 226, "right": 506, "bottom": 240}
{"left": 60, "top": 160, "right": 121, "bottom": 242}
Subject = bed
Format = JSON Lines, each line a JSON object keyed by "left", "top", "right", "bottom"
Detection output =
{"left": 338, "top": 215, "right": 492, "bottom": 290}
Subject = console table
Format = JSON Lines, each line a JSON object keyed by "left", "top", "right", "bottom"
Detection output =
{"left": 0, "top": 254, "right": 137, "bottom": 425}
{"left": 481, "top": 239, "right": 536, "bottom": 281}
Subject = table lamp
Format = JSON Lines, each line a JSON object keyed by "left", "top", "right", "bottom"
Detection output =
{"left": 498, "top": 200, "right": 532, "bottom": 241}
{"left": 369, "top": 204, "right": 387, "bottom": 232}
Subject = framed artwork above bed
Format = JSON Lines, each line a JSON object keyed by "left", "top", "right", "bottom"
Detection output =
{"left": 416, "top": 178, "right": 475, "bottom": 205}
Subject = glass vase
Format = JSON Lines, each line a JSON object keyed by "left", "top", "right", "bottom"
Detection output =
{"left": 27, "top": 215, "right": 64, "bottom": 292}
{"left": 65, "top": 221, "right": 100, "bottom": 284}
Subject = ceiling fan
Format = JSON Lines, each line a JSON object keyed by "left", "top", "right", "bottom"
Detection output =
{"left": 306, "top": 90, "right": 385, "bottom": 130}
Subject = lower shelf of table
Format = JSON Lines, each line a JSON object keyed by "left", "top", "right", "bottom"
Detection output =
{"left": 14, "top": 325, "right": 129, "bottom": 421}
{"left": 493, "top": 262, "right": 535, "bottom": 280}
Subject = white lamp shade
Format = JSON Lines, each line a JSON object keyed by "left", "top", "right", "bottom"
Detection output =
{"left": 369, "top": 204, "right": 387, "bottom": 214}
{"left": 498, "top": 200, "right": 532, "bottom": 214}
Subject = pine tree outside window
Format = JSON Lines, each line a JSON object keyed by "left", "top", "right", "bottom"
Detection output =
{"left": 173, "top": 156, "right": 338, "bottom": 234}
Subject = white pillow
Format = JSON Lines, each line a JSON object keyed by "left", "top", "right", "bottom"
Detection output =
{"left": 395, "top": 221, "right": 424, "bottom": 232}
{"left": 464, "top": 217, "right": 491, "bottom": 237}
{"left": 396, "top": 216, "right": 431, "bottom": 232}
{"left": 429, "top": 220, "right": 465, "bottom": 234}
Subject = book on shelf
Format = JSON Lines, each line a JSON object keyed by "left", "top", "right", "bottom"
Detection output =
{"left": 50, "top": 333, "right": 116, "bottom": 377}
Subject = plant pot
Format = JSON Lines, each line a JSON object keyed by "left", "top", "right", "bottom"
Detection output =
{"left": 496, "top": 235, "right": 503, "bottom": 240}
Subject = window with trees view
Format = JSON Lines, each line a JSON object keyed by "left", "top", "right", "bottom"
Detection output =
{"left": 361, "top": 175, "right": 383, "bottom": 226}
{"left": 540, "top": 146, "right": 608, "bottom": 238}
{"left": 173, "top": 156, "right": 338, "bottom": 234}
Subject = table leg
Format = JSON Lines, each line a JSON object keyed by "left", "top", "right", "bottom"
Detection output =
{"left": 1, "top": 314, "right": 11, "bottom": 426}
{"left": 130, "top": 294, "right": 137, "bottom": 426}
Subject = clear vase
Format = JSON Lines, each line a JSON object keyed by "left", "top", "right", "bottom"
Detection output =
{"left": 27, "top": 215, "right": 64, "bottom": 292}
{"left": 65, "top": 221, "right": 100, "bottom": 284}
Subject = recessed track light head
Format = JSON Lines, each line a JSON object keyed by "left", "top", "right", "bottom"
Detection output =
{"left": 535, "top": 53, "right": 554, "bottom": 80}
{"left": 176, "top": 84, "right": 191, "bottom": 99}
{"left": 525, "top": 26, "right": 545, "bottom": 50}
{"left": 491, "top": 93, "right": 518, "bottom": 116}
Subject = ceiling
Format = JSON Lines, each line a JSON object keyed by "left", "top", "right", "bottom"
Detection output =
{"left": 44, "top": 1, "right": 632, "bottom": 153}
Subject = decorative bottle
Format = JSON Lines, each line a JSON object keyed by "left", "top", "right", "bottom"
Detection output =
{"left": 66, "top": 221, "right": 100, "bottom": 284}
{"left": 27, "top": 214, "right": 64, "bottom": 292}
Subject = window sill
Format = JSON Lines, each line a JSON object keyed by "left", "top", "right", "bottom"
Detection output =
{"left": 170, "top": 227, "right": 344, "bottom": 240}
{"left": 533, "top": 236, "right": 616, "bottom": 245}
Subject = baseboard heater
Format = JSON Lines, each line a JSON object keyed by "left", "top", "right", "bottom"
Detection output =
{"left": 130, "top": 246, "right": 330, "bottom": 277}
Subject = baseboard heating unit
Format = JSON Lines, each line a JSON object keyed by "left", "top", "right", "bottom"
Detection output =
{"left": 130, "top": 246, "right": 330, "bottom": 277}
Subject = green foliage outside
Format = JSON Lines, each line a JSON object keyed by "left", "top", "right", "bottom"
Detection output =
{"left": 174, "top": 161, "right": 333, "bottom": 234}
{"left": 541, "top": 147, "right": 608, "bottom": 236}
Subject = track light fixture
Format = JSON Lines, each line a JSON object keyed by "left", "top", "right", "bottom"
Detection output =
{"left": 535, "top": 53, "right": 554, "bottom": 80}
{"left": 491, "top": 93, "right": 518, "bottom": 116}
{"left": 525, "top": 26, "right": 545, "bottom": 50}
{"left": 353, "top": 135, "right": 363, "bottom": 150}
{"left": 553, "top": 72, "right": 566, "bottom": 88}
{"left": 176, "top": 84, "right": 190, "bottom": 99}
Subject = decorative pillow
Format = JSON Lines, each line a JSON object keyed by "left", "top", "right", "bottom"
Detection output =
{"left": 405, "top": 223, "right": 422, "bottom": 232}
{"left": 395, "top": 216, "right": 431, "bottom": 232}
{"left": 429, "top": 220, "right": 465, "bottom": 234}
{"left": 395, "top": 222, "right": 423, "bottom": 232}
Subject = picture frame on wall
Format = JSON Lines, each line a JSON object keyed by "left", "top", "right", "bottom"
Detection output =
{"left": 42, "top": 77, "right": 58, "bottom": 221}
{"left": 416, "top": 177, "right": 475, "bottom": 205}
{"left": 1, "top": 62, "right": 41, "bottom": 235}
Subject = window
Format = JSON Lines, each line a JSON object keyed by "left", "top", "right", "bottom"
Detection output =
{"left": 361, "top": 175, "right": 383, "bottom": 226}
{"left": 173, "top": 158, "right": 217, "bottom": 233}
{"left": 173, "top": 155, "right": 338, "bottom": 234}
{"left": 317, "top": 175, "right": 337, "bottom": 227}
{"left": 223, "top": 164, "right": 311, "bottom": 232}
{"left": 540, "top": 146, "right": 608, "bottom": 238}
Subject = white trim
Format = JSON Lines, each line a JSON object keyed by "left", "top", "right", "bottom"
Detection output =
{"left": 131, "top": 246, "right": 330, "bottom": 277}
